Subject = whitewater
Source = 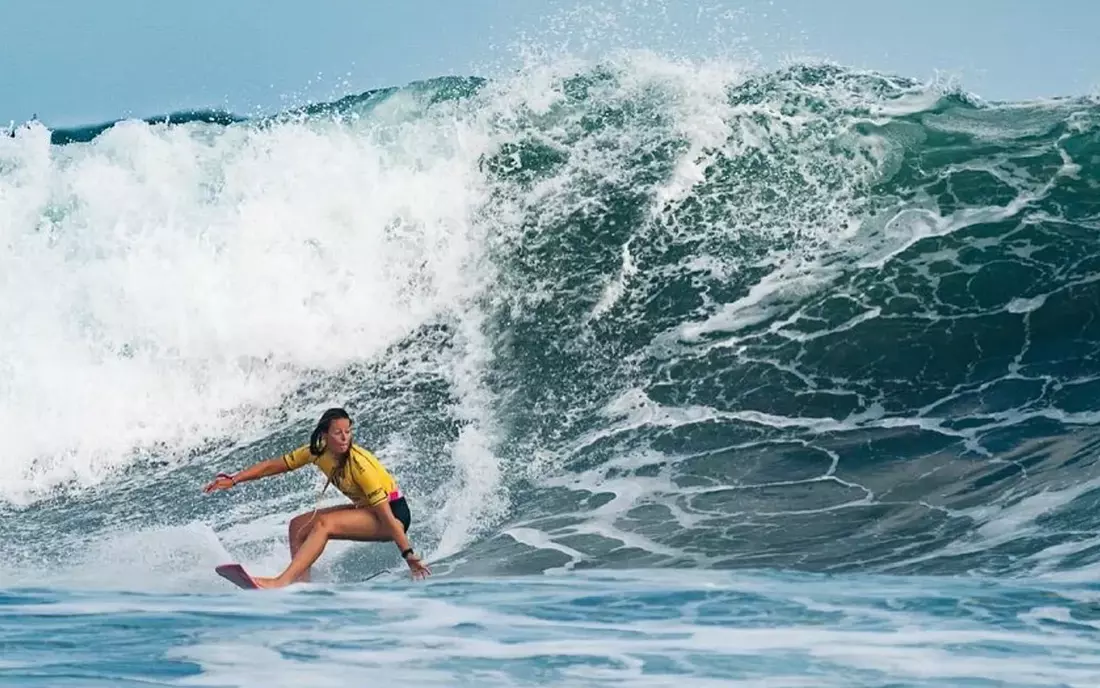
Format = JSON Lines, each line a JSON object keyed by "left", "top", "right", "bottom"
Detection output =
{"left": 2, "top": 50, "right": 1100, "bottom": 686}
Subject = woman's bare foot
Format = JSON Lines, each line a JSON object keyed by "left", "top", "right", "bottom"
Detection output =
{"left": 252, "top": 576, "right": 290, "bottom": 589}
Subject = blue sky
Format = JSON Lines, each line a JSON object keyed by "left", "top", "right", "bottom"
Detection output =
{"left": 2, "top": 0, "right": 1097, "bottom": 128}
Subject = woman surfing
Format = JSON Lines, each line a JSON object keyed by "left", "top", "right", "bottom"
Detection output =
{"left": 203, "top": 407, "right": 431, "bottom": 588}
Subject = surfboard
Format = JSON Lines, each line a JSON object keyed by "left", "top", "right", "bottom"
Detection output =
{"left": 215, "top": 563, "right": 259, "bottom": 589}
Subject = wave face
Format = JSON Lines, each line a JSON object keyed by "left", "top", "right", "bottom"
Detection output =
{"left": 2, "top": 57, "right": 1100, "bottom": 589}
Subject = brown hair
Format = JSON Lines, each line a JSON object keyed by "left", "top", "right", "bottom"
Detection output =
{"left": 310, "top": 407, "right": 352, "bottom": 496}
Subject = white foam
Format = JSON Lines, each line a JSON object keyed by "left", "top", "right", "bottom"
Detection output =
{"left": 0, "top": 104, "right": 494, "bottom": 506}
{"left": 0, "top": 522, "right": 232, "bottom": 592}
{"left": 1007, "top": 295, "right": 1047, "bottom": 313}
{"left": 431, "top": 305, "right": 508, "bottom": 559}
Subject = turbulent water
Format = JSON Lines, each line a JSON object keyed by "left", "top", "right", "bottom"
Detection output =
{"left": 3, "top": 53, "right": 1100, "bottom": 686}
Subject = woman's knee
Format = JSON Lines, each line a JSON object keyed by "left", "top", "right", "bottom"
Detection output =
{"left": 312, "top": 513, "right": 338, "bottom": 535}
{"left": 288, "top": 513, "right": 315, "bottom": 541}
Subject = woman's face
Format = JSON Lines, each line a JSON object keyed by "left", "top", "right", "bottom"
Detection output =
{"left": 326, "top": 418, "right": 352, "bottom": 454}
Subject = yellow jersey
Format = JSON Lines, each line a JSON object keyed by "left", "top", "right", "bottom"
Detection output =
{"left": 280, "top": 443, "right": 399, "bottom": 507}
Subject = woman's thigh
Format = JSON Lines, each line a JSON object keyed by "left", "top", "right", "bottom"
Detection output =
{"left": 313, "top": 506, "right": 392, "bottom": 542}
{"left": 290, "top": 504, "right": 359, "bottom": 536}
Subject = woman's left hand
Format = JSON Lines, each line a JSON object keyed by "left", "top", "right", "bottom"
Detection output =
{"left": 406, "top": 554, "right": 431, "bottom": 580}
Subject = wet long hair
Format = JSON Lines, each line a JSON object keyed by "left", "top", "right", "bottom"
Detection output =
{"left": 310, "top": 407, "right": 352, "bottom": 496}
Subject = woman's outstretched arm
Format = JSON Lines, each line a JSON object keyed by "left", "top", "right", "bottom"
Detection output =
{"left": 203, "top": 458, "right": 289, "bottom": 493}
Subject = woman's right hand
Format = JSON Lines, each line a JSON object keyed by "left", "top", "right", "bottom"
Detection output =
{"left": 202, "top": 473, "right": 235, "bottom": 494}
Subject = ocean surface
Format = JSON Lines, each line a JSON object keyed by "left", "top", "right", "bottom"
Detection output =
{"left": 2, "top": 51, "right": 1100, "bottom": 686}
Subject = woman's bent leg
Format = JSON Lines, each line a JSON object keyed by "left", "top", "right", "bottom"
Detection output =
{"left": 257, "top": 506, "right": 393, "bottom": 588}
{"left": 286, "top": 505, "right": 356, "bottom": 583}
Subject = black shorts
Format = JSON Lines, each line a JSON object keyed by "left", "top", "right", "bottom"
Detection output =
{"left": 389, "top": 497, "right": 411, "bottom": 533}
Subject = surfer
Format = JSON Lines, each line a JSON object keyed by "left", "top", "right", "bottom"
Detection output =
{"left": 202, "top": 407, "right": 431, "bottom": 587}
